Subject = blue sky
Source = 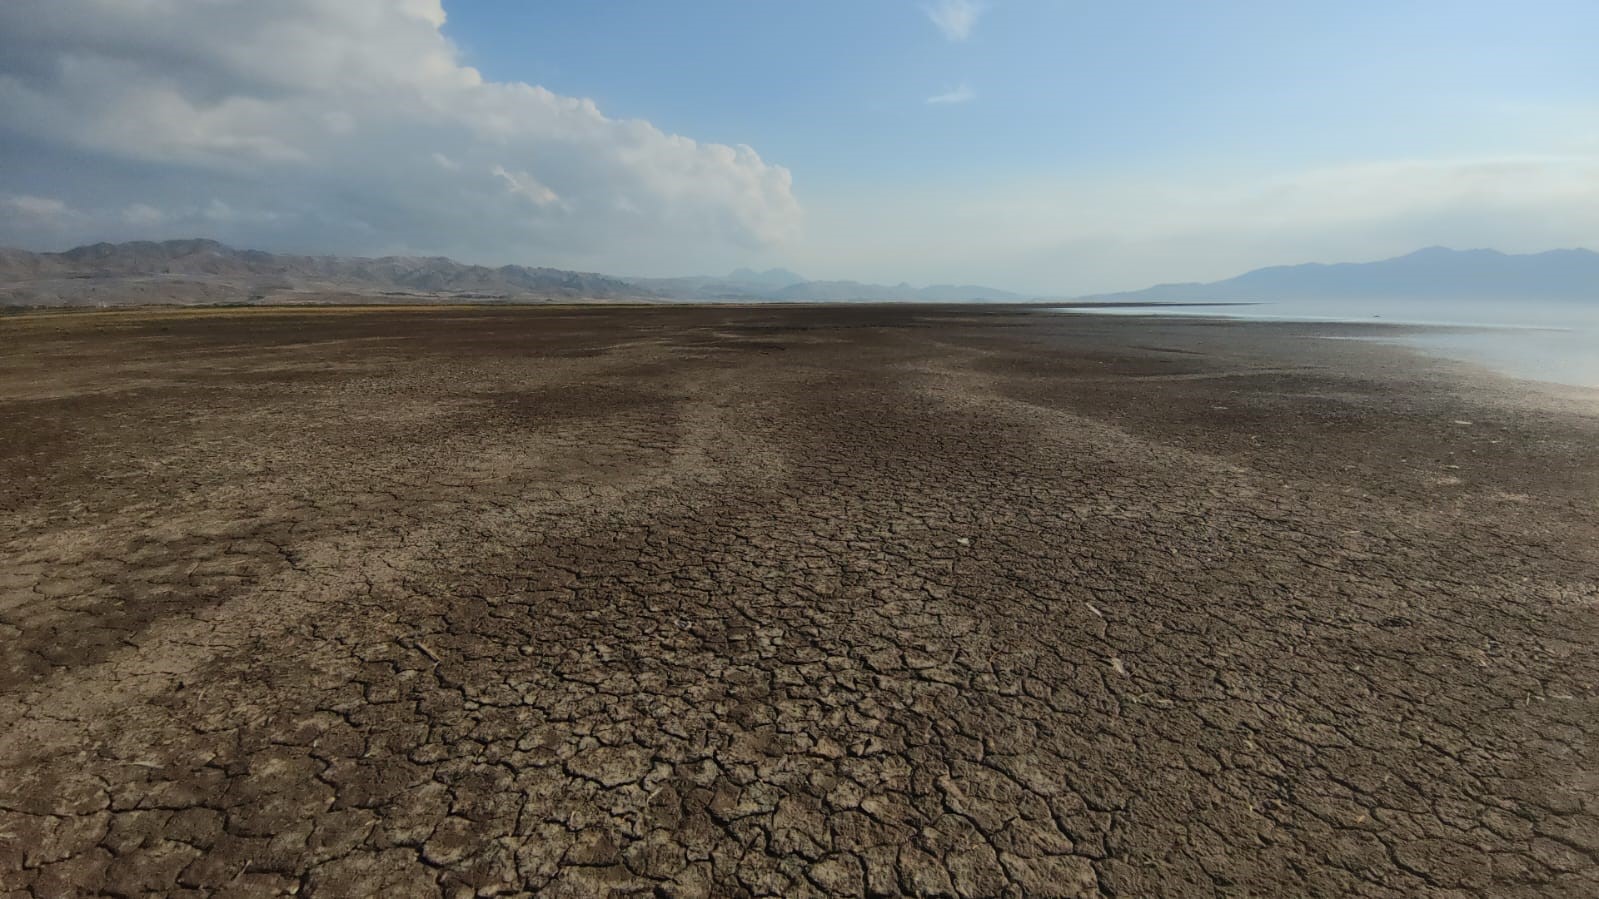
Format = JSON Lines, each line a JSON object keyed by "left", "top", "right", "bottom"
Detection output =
{"left": 445, "top": 1, "right": 1595, "bottom": 182}
{"left": 2, "top": 0, "right": 1596, "bottom": 292}
{"left": 441, "top": 0, "right": 1599, "bottom": 290}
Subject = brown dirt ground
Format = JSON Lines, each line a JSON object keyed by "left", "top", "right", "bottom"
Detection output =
{"left": 1, "top": 304, "right": 1596, "bottom": 898}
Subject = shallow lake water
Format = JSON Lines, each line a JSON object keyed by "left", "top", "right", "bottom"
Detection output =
{"left": 1055, "top": 300, "right": 1599, "bottom": 388}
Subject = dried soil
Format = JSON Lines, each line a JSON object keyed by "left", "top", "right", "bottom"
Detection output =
{"left": 1, "top": 305, "right": 1595, "bottom": 897}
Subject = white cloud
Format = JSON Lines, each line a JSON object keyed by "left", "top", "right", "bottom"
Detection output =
{"left": 202, "top": 199, "right": 283, "bottom": 225}
{"left": 491, "top": 166, "right": 565, "bottom": 209}
{"left": 1, "top": 193, "right": 88, "bottom": 240}
{"left": 0, "top": 0, "right": 800, "bottom": 270}
{"left": 121, "top": 204, "right": 168, "bottom": 226}
{"left": 3, "top": 194, "right": 74, "bottom": 221}
{"left": 925, "top": 0, "right": 985, "bottom": 42}
{"left": 926, "top": 83, "right": 976, "bottom": 106}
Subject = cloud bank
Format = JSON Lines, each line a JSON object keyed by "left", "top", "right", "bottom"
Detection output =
{"left": 0, "top": 0, "right": 801, "bottom": 271}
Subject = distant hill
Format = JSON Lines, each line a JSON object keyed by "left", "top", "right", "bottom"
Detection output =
{"left": 628, "top": 273, "right": 784, "bottom": 301}
{"left": 632, "top": 271, "right": 1026, "bottom": 302}
{"left": 1094, "top": 247, "right": 1599, "bottom": 303}
{"left": 0, "top": 239, "right": 655, "bottom": 306}
{"left": 0, "top": 237, "right": 1031, "bottom": 306}
{"left": 910, "top": 284, "right": 1030, "bottom": 302}
{"left": 728, "top": 267, "right": 806, "bottom": 289}
{"left": 768, "top": 280, "right": 1025, "bottom": 302}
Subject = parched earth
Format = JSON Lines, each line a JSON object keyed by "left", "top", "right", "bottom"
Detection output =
{"left": 0, "top": 304, "right": 1595, "bottom": 897}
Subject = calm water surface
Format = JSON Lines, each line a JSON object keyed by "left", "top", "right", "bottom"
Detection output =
{"left": 1055, "top": 300, "right": 1599, "bottom": 388}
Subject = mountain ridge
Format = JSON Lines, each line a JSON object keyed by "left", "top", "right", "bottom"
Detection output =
{"left": 8, "top": 240, "right": 1594, "bottom": 308}
{"left": 0, "top": 239, "right": 1029, "bottom": 305}
{"left": 727, "top": 267, "right": 806, "bottom": 289}
{"left": 628, "top": 273, "right": 1025, "bottom": 302}
{"left": 1091, "top": 246, "right": 1599, "bottom": 303}
{"left": 0, "top": 239, "right": 652, "bottom": 305}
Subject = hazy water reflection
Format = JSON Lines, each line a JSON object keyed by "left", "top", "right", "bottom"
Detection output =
{"left": 1054, "top": 300, "right": 1598, "bottom": 388}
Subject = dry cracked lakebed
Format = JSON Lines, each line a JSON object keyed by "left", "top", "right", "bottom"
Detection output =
{"left": 1, "top": 303, "right": 1596, "bottom": 897}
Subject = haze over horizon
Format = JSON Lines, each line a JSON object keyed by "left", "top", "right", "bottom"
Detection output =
{"left": 2, "top": 0, "right": 1596, "bottom": 295}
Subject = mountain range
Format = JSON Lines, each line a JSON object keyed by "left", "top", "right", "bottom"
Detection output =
{"left": 728, "top": 267, "right": 807, "bottom": 289}
{"left": 0, "top": 239, "right": 650, "bottom": 306}
{"left": 1092, "top": 247, "right": 1599, "bottom": 303}
{"left": 0, "top": 240, "right": 1026, "bottom": 306}
{"left": 2, "top": 240, "right": 1594, "bottom": 307}
{"left": 626, "top": 273, "right": 1024, "bottom": 302}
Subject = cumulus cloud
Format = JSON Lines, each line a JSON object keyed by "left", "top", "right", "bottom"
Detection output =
{"left": 925, "top": 0, "right": 985, "bottom": 42}
{"left": 1, "top": 193, "right": 87, "bottom": 241}
{"left": 0, "top": 0, "right": 800, "bottom": 270}
{"left": 3, "top": 195, "right": 75, "bottom": 221}
{"left": 926, "top": 83, "right": 976, "bottom": 105}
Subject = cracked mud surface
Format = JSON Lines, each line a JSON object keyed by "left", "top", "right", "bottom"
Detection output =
{"left": 1, "top": 304, "right": 1596, "bottom": 897}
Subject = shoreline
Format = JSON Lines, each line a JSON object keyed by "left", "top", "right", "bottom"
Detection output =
{"left": 1048, "top": 303, "right": 1599, "bottom": 392}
